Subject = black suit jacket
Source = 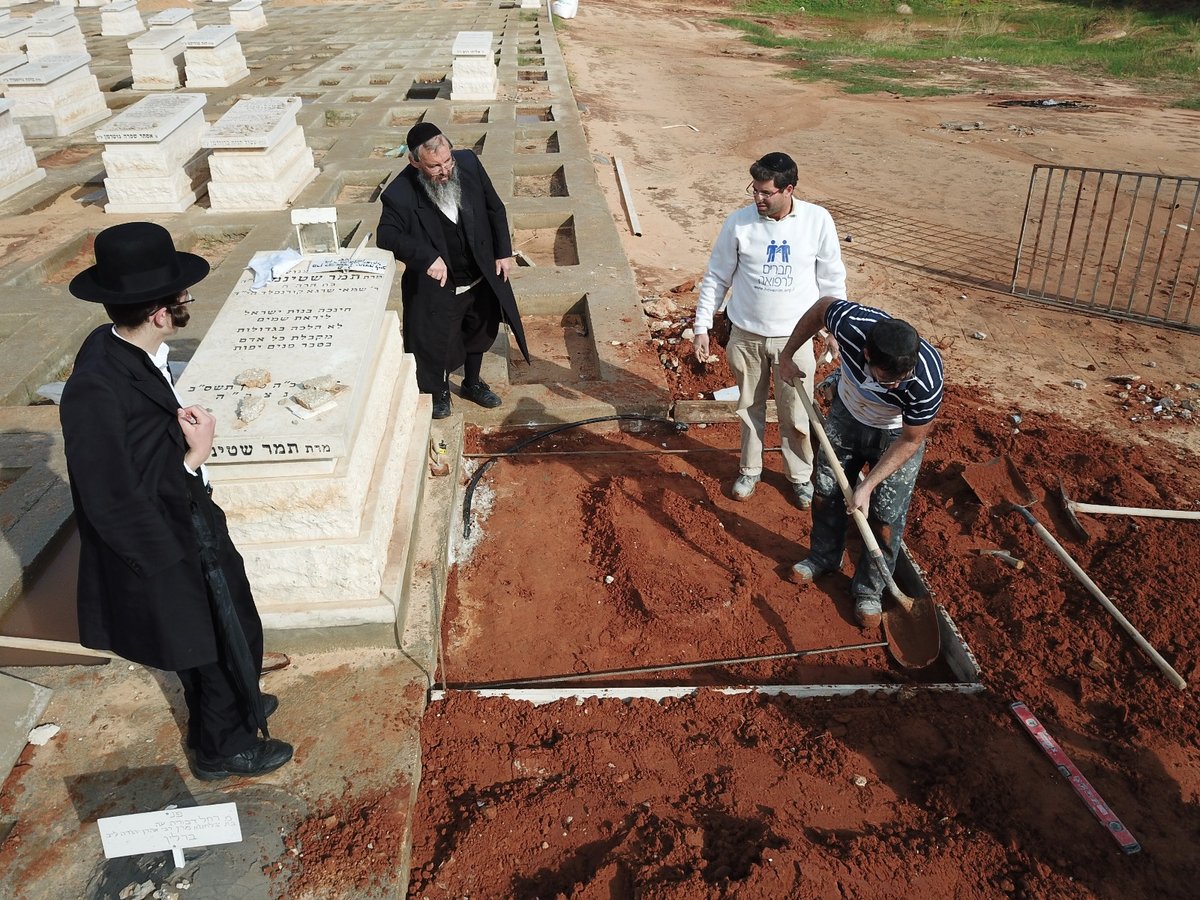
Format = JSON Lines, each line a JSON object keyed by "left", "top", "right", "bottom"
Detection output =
{"left": 376, "top": 150, "right": 529, "bottom": 369}
{"left": 59, "top": 326, "right": 257, "bottom": 671}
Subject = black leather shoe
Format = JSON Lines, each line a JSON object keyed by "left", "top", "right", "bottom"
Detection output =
{"left": 461, "top": 380, "right": 502, "bottom": 408}
{"left": 261, "top": 693, "right": 278, "bottom": 719}
{"left": 194, "top": 738, "right": 293, "bottom": 781}
{"left": 432, "top": 390, "right": 452, "bottom": 419}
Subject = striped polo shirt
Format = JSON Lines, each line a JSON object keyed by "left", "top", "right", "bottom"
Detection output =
{"left": 825, "top": 299, "right": 943, "bottom": 429}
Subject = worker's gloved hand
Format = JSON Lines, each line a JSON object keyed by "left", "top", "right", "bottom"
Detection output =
{"left": 816, "top": 371, "right": 840, "bottom": 405}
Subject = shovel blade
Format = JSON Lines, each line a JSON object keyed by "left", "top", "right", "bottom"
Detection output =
{"left": 962, "top": 456, "right": 1038, "bottom": 512}
{"left": 882, "top": 594, "right": 941, "bottom": 669}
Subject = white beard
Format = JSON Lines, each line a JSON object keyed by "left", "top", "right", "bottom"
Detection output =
{"left": 420, "top": 167, "right": 462, "bottom": 217}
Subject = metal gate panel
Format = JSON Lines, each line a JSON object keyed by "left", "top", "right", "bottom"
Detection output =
{"left": 1012, "top": 165, "right": 1200, "bottom": 331}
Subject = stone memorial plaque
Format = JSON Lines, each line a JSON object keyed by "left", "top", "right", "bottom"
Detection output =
{"left": 94, "top": 92, "right": 205, "bottom": 142}
{"left": 4, "top": 54, "right": 89, "bottom": 85}
{"left": 129, "top": 28, "right": 187, "bottom": 51}
{"left": 27, "top": 20, "right": 76, "bottom": 38}
{"left": 186, "top": 24, "right": 235, "bottom": 48}
{"left": 452, "top": 31, "right": 492, "bottom": 57}
{"left": 148, "top": 9, "right": 192, "bottom": 27}
{"left": 176, "top": 249, "right": 395, "bottom": 464}
{"left": 105, "top": 0, "right": 139, "bottom": 10}
{"left": 0, "top": 53, "right": 25, "bottom": 76}
{"left": 202, "top": 97, "right": 299, "bottom": 150}
{"left": 32, "top": 8, "right": 74, "bottom": 23}
{"left": 0, "top": 21, "right": 34, "bottom": 40}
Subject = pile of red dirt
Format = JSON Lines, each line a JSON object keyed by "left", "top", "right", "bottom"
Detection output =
{"left": 410, "top": 384, "right": 1200, "bottom": 897}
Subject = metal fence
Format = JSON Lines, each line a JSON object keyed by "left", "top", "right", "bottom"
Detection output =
{"left": 1012, "top": 165, "right": 1200, "bottom": 332}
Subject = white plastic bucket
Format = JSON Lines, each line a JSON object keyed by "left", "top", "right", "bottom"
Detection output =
{"left": 551, "top": 0, "right": 578, "bottom": 19}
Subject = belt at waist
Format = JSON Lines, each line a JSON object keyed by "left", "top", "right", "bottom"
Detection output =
{"left": 454, "top": 276, "right": 483, "bottom": 295}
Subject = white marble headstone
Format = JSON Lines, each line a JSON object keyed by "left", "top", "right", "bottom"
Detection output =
{"left": 95, "top": 92, "right": 205, "bottom": 143}
{"left": 201, "top": 96, "right": 300, "bottom": 149}
{"left": 4, "top": 53, "right": 89, "bottom": 85}
{"left": 186, "top": 24, "right": 236, "bottom": 49}
{"left": 452, "top": 31, "right": 492, "bottom": 57}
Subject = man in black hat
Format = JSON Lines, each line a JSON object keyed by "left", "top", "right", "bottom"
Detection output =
{"left": 377, "top": 122, "right": 529, "bottom": 419}
{"left": 60, "top": 221, "right": 292, "bottom": 780}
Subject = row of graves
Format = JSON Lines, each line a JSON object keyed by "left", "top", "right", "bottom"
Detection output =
{"left": 0, "top": 1, "right": 270, "bottom": 204}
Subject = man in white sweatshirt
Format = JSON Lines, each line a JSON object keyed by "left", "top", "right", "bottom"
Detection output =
{"left": 693, "top": 152, "right": 847, "bottom": 505}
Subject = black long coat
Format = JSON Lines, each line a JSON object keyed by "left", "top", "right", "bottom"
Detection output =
{"left": 59, "top": 326, "right": 259, "bottom": 672}
{"left": 376, "top": 150, "right": 530, "bottom": 377}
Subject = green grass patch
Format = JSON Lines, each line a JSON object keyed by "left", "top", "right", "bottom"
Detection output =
{"left": 721, "top": 0, "right": 1200, "bottom": 99}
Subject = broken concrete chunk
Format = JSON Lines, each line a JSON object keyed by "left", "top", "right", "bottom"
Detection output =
{"left": 292, "top": 388, "right": 334, "bottom": 410}
{"left": 28, "top": 723, "right": 60, "bottom": 745}
{"left": 235, "top": 368, "right": 272, "bottom": 389}
{"left": 1069, "top": 379, "right": 1087, "bottom": 389}
{"left": 300, "top": 375, "right": 346, "bottom": 393}
{"left": 642, "top": 298, "right": 681, "bottom": 319}
{"left": 236, "top": 395, "right": 266, "bottom": 423}
{"left": 970, "top": 331, "right": 987, "bottom": 340}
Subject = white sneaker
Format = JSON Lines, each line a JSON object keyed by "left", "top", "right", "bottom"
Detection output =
{"left": 732, "top": 473, "right": 760, "bottom": 500}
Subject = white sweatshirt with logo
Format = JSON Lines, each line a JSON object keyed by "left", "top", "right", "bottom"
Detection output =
{"left": 694, "top": 199, "right": 847, "bottom": 337}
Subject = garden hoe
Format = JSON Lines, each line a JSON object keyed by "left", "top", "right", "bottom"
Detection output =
{"left": 796, "top": 386, "right": 941, "bottom": 669}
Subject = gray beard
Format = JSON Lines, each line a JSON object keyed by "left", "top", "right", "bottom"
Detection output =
{"left": 419, "top": 167, "right": 462, "bottom": 211}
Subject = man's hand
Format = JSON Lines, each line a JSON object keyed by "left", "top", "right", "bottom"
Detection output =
{"left": 693, "top": 333, "right": 711, "bottom": 363}
{"left": 849, "top": 481, "right": 872, "bottom": 519}
{"left": 779, "top": 355, "right": 803, "bottom": 386}
{"left": 821, "top": 331, "right": 841, "bottom": 366}
{"left": 178, "top": 405, "right": 216, "bottom": 471}
{"left": 426, "top": 256, "right": 448, "bottom": 287}
{"left": 495, "top": 257, "right": 512, "bottom": 282}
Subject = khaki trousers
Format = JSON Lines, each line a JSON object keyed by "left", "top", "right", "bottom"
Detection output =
{"left": 726, "top": 324, "right": 817, "bottom": 484}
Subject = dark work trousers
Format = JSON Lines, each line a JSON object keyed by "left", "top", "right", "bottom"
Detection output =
{"left": 805, "top": 392, "right": 925, "bottom": 603}
{"left": 177, "top": 578, "right": 265, "bottom": 759}
{"left": 413, "top": 283, "right": 501, "bottom": 394}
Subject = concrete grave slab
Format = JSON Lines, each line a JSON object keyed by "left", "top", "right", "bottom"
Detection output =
{"left": 99, "top": 0, "right": 144, "bottom": 38}
{"left": 183, "top": 24, "right": 248, "bottom": 88}
{"left": 228, "top": 0, "right": 265, "bottom": 33}
{"left": 4, "top": 54, "right": 109, "bottom": 138}
{"left": 146, "top": 7, "right": 196, "bottom": 34}
{"left": 24, "top": 18, "right": 87, "bottom": 61}
{"left": 0, "top": 97, "right": 46, "bottom": 202}
{"left": 0, "top": 672, "right": 52, "bottom": 786}
{"left": 0, "top": 18, "right": 32, "bottom": 54}
{"left": 127, "top": 27, "right": 187, "bottom": 90}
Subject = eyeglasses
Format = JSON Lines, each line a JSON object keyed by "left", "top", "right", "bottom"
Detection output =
{"left": 747, "top": 183, "right": 785, "bottom": 200}
{"left": 173, "top": 291, "right": 195, "bottom": 307}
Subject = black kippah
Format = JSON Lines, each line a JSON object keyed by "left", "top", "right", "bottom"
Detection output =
{"left": 756, "top": 152, "right": 795, "bottom": 173}
{"left": 406, "top": 122, "right": 443, "bottom": 151}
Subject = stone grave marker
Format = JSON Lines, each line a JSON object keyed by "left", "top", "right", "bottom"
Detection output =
{"left": 451, "top": 31, "right": 496, "bottom": 101}
{"left": 184, "top": 24, "right": 248, "bottom": 88}
{"left": 24, "top": 17, "right": 88, "bottom": 60}
{"left": 202, "top": 96, "right": 318, "bottom": 211}
{"left": 127, "top": 27, "right": 187, "bottom": 90}
{"left": 100, "top": 0, "right": 144, "bottom": 38}
{"left": 228, "top": 0, "right": 266, "bottom": 33}
{"left": 147, "top": 7, "right": 196, "bottom": 34}
{"left": 0, "top": 97, "right": 46, "bottom": 202}
{"left": 95, "top": 92, "right": 209, "bottom": 213}
{"left": 0, "top": 18, "right": 32, "bottom": 54}
{"left": 5, "top": 54, "right": 109, "bottom": 138}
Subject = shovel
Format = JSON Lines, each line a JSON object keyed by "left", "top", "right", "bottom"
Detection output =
{"left": 963, "top": 457, "right": 1187, "bottom": 691}
{"left": 795, "top": 385, "right": 941, "bottom": 669}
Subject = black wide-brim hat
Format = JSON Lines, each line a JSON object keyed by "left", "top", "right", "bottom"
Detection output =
{"left": 69, "top": 221, "right": 210, "bottom": 305}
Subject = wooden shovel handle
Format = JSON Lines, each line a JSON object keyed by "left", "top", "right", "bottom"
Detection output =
{"left": 795, "top": 384, "right": 911, "bottom": 610}
{"left": 1010, "top": 504, "right": 1187, "bottom": 690}
{"left": 1070, "top": 501, "right": 1200, "bottom": 521}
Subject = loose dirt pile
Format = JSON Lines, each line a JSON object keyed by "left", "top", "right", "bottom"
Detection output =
{"left": 408, "top": 384, "right": 1200, "bottom": 897}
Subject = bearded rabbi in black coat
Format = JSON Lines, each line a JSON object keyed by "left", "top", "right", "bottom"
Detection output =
{"left": 60, "top": 222, "right": 292, "bottom": 781}
{"left": 377, "top": 121, "right": 529, "bottom": 419}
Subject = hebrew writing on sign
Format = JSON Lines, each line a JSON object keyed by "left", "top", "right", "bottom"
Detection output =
{"left": 175, "top": 249, "right": 394, "bottom": 463}
{"left": 98, "top": 802, "right": 242, "bottom": 860}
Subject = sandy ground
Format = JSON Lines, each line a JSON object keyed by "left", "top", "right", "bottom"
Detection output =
{"left": 559, "top": 0, "right": 1200, "bottom": 451}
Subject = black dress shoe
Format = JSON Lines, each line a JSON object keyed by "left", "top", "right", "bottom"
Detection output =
{"left": 432, "top": 390, "right": 452, "bottom": 419}
{"left": 194, "top": 738, "right": 294, "bottom": 781}
{"left": 461, "top": 380, "right": 502, "bottom": 408}
{"left": 261, "top": 693, "right": 278, "bottom": 719}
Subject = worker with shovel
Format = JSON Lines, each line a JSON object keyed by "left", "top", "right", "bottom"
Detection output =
{"left": 778, "top": 298, "right": 943, "bottom": 627}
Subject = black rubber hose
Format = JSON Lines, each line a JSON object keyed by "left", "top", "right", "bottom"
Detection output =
{"left": 461, "top": 415, "right": 688, "bottom": 539}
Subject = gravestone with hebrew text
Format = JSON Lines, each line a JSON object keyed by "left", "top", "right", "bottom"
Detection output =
{"left": 184, "top": 24, "right": 248, "bottom": 88}
{"left": 228, "top": 0, "right": 265, "bottom": 33}
{"left": 175, "top": 249, "right": 425, "bottom": 627}
{"left": 202, "top": 96, "right": 317, "bottom": 211}
{"left": 451, "top": 31, "right": 496, "bottom": 101}
{"left": 128, "top": 27, "right": 187, "bottom": 90}
{"left": 0, "top": 98, "right": 45, "bottom": 202}
{"left": 96, "top": 93, "right": 209, "bottom": 213}
{"left": 24, "top": 17, "right": 87, "bottom": 59}
{"left": 100, "top": 0, "right": 144, "bottom": 38}
{"left": 5, "top": 54, "right": 108, "bottom": 138}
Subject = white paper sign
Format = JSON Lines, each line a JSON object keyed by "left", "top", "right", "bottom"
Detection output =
{"left": 98, "top": 803, "right": 242, "bottom": 859}
{"left": 306, "top": 257, "right": 389, "bottom": 275}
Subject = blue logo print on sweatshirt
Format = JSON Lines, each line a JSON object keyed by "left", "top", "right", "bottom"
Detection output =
{"left": 760, "top": 239, "right": 793, "bottom": 289}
